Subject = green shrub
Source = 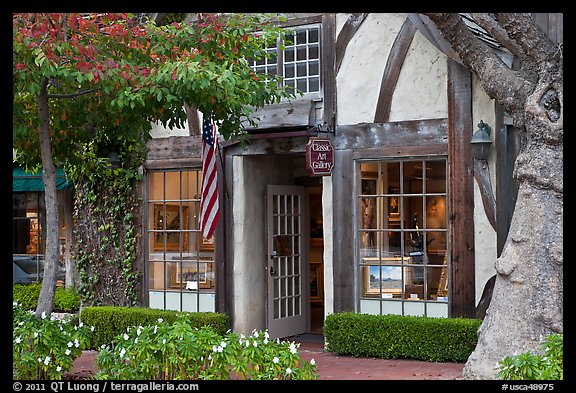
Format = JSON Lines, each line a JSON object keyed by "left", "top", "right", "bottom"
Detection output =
{"left": 323, "top": 312, "right": 481, "bottom": 362}
{"left": 96, "top": 318, "right": 317, "bottom": 380}
{"left": 80, "top": 306, "right": 229, "bottom": 349}
{"left": 12, "top": 302, "right": 92, "bottom": 380}
{"left": 496, "top": 334, "right": 563, "bottom": 380}
{"left": 13, "top": 283, "right": 81, "bottom": 313}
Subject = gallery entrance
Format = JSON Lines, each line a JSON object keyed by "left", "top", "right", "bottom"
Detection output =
{"left": 264, "top": 176, "right": 325, "bottom": 338}
{"left": 308, "top": 185, "right": 324, "bottom": 334}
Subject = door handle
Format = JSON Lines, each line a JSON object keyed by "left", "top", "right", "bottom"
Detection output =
{"left": 269, "top": 265, "right": 277, "bottom": 276}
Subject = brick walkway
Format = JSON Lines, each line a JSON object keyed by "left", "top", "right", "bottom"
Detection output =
{"left": 65, "top": 334, "right": 464, "bottom": 380}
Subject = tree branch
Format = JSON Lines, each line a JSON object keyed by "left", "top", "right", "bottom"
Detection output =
{"left": 468, "top": 13, "right": 526, "bottom": 58}
{"left": 423, "top": 13, "right": 534, "bottom": 128}
{"left": 495, "top": 13, "right": 560, "bottom": 63}
{"left": 47, "top": 88, "right": 95, "bottom": 99}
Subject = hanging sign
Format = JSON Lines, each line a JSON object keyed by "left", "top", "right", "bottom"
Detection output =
{"left": 306, "top": 137, "right": 334, "bottom": 176}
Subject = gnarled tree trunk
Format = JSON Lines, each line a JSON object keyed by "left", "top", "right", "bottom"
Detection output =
{"left": 423, "top": 13, "right": 563, "bottom": 379}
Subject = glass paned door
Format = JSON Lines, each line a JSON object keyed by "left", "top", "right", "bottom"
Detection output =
{"left": 267, "top": 185, "right": 308, "bottom": 338}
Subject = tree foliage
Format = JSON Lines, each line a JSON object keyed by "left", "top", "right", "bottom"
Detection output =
{"left": 13, "top": 12, "right": 297, "bottom": 313}
{"left": 13, "top": 12, "right": 296, "bottom": 170}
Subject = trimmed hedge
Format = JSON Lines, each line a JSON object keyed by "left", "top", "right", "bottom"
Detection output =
{"left": 323, "top": 312, "right": 482, "bottom": 362}
{"left": 80, "top": 306, "right": 230, "bottom": 349}
{"left": 13, "top": 283, "right": 80, "bottom": 313}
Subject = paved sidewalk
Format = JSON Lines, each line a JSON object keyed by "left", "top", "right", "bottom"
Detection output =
{"left": 65, "top": 334, "right": 464, "bottom": 380}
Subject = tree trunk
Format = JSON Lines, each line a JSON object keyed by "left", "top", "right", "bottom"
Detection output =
{"left": 35, "top": 76, "right": 59, "bottom": 317}
{"left": 63, "top": 190, "right": 77, "bottom": 288}
{"left": 463, "top": 70, "right": 563, "bottom": 380}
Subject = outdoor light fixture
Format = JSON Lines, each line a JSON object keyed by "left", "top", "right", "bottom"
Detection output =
{"left": 470, "top": 120, "right": 492, "bottom": 160}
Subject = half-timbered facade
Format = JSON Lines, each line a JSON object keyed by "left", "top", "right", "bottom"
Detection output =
{"left": 141, "top": 13, "right": 562, "bottom": 339}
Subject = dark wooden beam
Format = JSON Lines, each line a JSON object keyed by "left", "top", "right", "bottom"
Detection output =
{"left": 335, "top": 13, "right": 369, "bottom": 76}
{"left": 331, "top": 149, "right": 355, "bottom": 312}
{"left": 374, "top": 17, "right": 417, "bottom": 123}
{"left": 447, "top": 59, "right": 476, "bottom": 318}
{"left": 322, "top": 14, "right": 337, "bottom": 131}
{"left": 334, "top": 118, "right": 448, "bottom": 150}
{"left": 146, "top": 135, "right": 202, "bottom": 161}
{"left": 473, "top": 159, "right": 497, "bottom": 231}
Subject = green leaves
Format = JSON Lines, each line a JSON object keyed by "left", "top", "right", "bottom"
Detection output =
{"left": 12, "top": 302, "right": 94, "bottom": 380}
{"left": 95, "top": 319, "right": 318, "bottom": 380}
{"left": 496, "top": 334, "right": 563, "bottom": 380}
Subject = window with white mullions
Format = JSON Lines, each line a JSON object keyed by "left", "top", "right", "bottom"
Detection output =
{"left": 357, "top": 158, "right": 449, "bottom": 318}
{"left": 146, "top": 169, "right": 216, "bottom": 313}
{"left": 250, "top": 24, "right": 321, "bottom": 95}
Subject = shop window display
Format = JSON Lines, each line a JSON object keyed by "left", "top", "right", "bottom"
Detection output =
{"left": 358, "top": 159, "right": 449, "bottom": 316}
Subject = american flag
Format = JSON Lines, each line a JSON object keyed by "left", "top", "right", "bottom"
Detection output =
{"left": 199, "top": 115, "right": 219, "bottom": 240}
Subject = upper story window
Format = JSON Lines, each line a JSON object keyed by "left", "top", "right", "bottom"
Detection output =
{"left": 250, "top": 24, "right": 321, "bottom": 96}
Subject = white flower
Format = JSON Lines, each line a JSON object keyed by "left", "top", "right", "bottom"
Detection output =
{"left": 101, "top": 345, "right": 107, "bottom": 350}
{"left": 157, "top": 318, "right": 164, "bottom": 323}
{"left": 38, "top": 357, "right": 42, "bottom": 363}
{"left": 264, "top": 331, "right": 270, "bottom": 339}
{"left": 56, "top": 366, "right": 62, "bottom": 372}
{"left": 91, "top": 326, "right": 95, "bottom": 332}
{"left": 212, "top": 345, "right": 218, "bottom": 352}
{"left": 119, "top": 348, "right": 126, "bottom": 359}
{"left": 286, "top": 367, "right": 292, "bottom": 374}
{"left": 289, "top": 342, "right": 298, "bottom": 354}
{"left": 123, "top": 334, "right": 129, "bottom": 340}
{"left": 33, "top": 332, "right": 39, "bottom": 338}
{"left": 253, "top": 341, "right": 258, "bottom": 347}
{"left": 273, "top": 357, "right": 279, "bottom": 364}
{"left": 134, "top": 338, "right": 138, "bottom": 343}
{"left": 78, "top": 322, "right": 84, "bottom": 328}
{"left": 15, "top": 337, "right": 22, "bottom": 344}
{"left": 74, "top": 339, "right": 80, "bottom": 348}
{"left": 137, "top": 329, "right": 142, "bottom": 336}
{"left": 310, "top": 358, "right": 316, "bottom": 366}
{"left": 67, "top": 341, "right": 74, "bottom": 348}
{"left": 44, "top": 356, "right": 51, "bottom": 365}
{"left": 162, "top": 338, "right": 167, "bottom": 345}
{"left": 220, "top": 341, "right": 226, "bottom": 348}
{"left": 154, "top": 326, "right": 158, "bottom": 334}
{"left": 41, "top": 311, "right": 47, "bottom": 319}
{"left": 65, "top": 349, "right": 71, "bottom": 356}
{"left": 264, "top": 338, "right": 269, "bottom": 345}
{"left": 50, "top": 315, "right": 56, "bottom": 321}
{"left": 18, "top": 321, "right": 24, "bottom": 326}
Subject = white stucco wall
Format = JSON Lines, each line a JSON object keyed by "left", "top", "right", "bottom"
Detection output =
{"left": 149, "top": 120, "right": 189, "bottom": 138}
{"left": 321, "top": 176, "right": 334, "bottom": 319}
{"left": 336, "top": 13, "right": 404, "bottom": 124}
{"left": 389, "top": 30, "right": 448, "bottom": 122}
{"left": 471, "top": 76, "right": 498, "bottom": 304}
{"left": 336, "top": 13, "right": 447, "bottom": 124}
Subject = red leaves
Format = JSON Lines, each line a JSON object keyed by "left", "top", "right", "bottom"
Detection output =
{"left": 16, "top": 63, "right": 26, "bottom": 71}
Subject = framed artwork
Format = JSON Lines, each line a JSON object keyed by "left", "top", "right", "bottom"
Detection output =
{"left": 153, "top": 204, "right": 189, "bottom": 251}
{"left": 172, "top": 260, "right": 214, "bottom": 289}
{"left": 200, "top": 234, "right": 214, "bottom": 251}
{"left": 310, "top": 262, "right": 323, "bottom": 303}
{"left": 388, "top": 196, "right": 400, "bottom": 217}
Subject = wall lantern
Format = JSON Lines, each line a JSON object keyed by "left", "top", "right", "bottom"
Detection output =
{"left": 470, "top": 120, "right": 492, "bottom": 160}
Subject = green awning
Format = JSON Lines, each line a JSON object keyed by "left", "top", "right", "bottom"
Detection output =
{"left": 13, "top": 166, "right": 73, "bottom": 191}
